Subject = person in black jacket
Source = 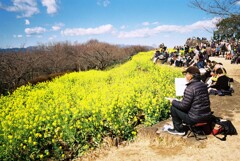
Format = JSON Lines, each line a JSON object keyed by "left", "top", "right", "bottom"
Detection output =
{"left": 166, "top": 66, "right": 212, "bottom": 135}
{"left": 208, "top": 67, "right": 231, "bottom": 95}
{"left": 152, "top": 50, "right": 161, "bottom": 63}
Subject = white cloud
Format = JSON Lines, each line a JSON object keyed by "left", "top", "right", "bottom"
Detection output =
{"left": 52, "top": 26, "right": 61, "bottom": 31}
{"left": 25, "top": 27, "right": 47, "bottom": 35}
{"left": 103, "top": 0, "right": 110, "bottom": 7}
{"left": 152, "top": 21, "right": 159, "bottom": 25}
{"left": 186, "top": 18, "right": 220, "bottom": 31}
{"left": 236, "top": 1, "right": 240, "bottom": 5}
{"left": 142, "top": 21, "right": 159, "bottom": 26}
{"left": 36, "top": 35, "right": 43, "bottom": 38}
{"left": 97, "top": 0, "right": 110, "bottom": 7}
{"left": 61, "top": 24, "right": 114, "bottom": 36}
{"left": 25, "top": 19, "right": 30, "bottom": 25}
{"left": 120, "top": 25, "right": 127, "bottom": 29}
{"left": 118, "top": 17, "right": 219, "bottom": 38}
{"left": 154, "top": 25, "right": 183, "bottom": 33}
{"left": 52, "top": 23, "right": 64, "bottom": 31}
{"left": 142, "top": 22, "right": 150, "bottom": 26}
{"left": 118, "top": 28, "right": 160, "bottom": 38}
{"left": 2, "top": 0, "right": 39, "bottom": 18}
{"left": 163, "top": 34, "right": 170, "bottom": 38}
{"left": 1, "top": 0, "right": 58, "bottom": 17}
{"left": 48, "top": 35, "right": 57, "bottom": 40}
{"left": 41, "top": 0, "right": 58, "bottom": 14}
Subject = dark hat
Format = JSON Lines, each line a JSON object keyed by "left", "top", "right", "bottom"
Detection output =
{"left": 182, "top": 66, "right": 200, "bottom": 75}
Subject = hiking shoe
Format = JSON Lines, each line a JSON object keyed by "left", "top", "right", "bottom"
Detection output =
{"left": 167, "top": 128, "right": 185, "bottom": 136}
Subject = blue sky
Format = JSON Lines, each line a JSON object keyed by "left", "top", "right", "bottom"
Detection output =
{"left": 0, "top": 0, "right": 238, "bottom": 49}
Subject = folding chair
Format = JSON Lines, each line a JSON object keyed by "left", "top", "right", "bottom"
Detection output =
{"left": 187, "top": 122, "right": 208, "bottom": 140}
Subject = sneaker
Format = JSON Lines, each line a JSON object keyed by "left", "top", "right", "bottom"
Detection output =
{"left": 167, "top": 128, "right": 185, "bottom": 136}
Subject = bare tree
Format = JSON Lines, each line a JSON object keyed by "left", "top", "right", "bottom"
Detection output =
{"left": 0, "top": 51, "right": 33, "bottom": 92}
{"left": 190, "top": 0, "right": 240, "bottom": 17}
{"left": 0, "top": 40, "right": 150, "bottom": 95}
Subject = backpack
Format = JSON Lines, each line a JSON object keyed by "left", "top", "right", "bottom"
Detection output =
{"left": 212, "top": 117, "right": 238, "bottom": 141}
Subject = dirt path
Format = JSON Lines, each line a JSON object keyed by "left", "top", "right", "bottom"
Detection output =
{"left": 79, "top": 58, "right": 240, "bottom": 161}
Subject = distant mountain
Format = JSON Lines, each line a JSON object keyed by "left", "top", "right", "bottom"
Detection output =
{"left": 117, "top": 44, "right": 154, "bottom": 50}
{"left": 0, "top": 46, "right": 37, "bottom": 53}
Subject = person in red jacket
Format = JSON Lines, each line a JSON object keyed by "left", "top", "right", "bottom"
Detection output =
{"left": 166, "top": 66, "right": 212, "bottom": 135}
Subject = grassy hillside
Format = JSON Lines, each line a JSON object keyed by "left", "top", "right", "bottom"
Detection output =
{"left": 0, "top": 51, "right": 182, "bottom": 160}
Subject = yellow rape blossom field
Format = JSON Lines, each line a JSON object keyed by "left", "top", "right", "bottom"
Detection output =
{"left": 0, "top": 51, "right": 182, "bottom": 160}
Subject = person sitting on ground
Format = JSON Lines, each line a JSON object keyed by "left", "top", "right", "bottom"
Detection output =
{"left": 185, "top": 53, "right": 192, "bottom": 67}
{"left": 152, "top": 50, "right": 161, "bottom": 63}
{"left": 166, "top": 66, "right": 212, "bottom": 135}
{"left": 231, "top": 53, "right": 240, "bottom": 64}
{"left": 175, "top": 54, "right": 183, "bottom": 67}
{"left": 170, "top": 52, "right": 177, "bottom": 65}
{"left": 200, "top": 59, "right": 212, "bottom": 82}
{"left": 162, "top": 51, "right": 169, "bottom": 64}
{"left": 208, "top": 68, "right": 231, "bottom": 95}
{"left": 188, "top": 47, "right": 200, "bottom": 67}
{"left": 195, "top": 53, "right": 206, "bottom": 69}
{"left": 206, "top": 63, "right": 227, "bottom": 87}
{"left": 236, "top": 55, "right": 240, "bottom": 64}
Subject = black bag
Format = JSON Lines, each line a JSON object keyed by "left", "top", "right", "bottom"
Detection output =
{"left": 212, "top": 118, "right": 238, "bottom": 141}
{"left": 221, "top": 44, "right": 228, "bottom": 52}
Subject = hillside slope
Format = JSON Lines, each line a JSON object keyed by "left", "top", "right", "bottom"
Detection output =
{"left": 81, "top": 57, "right": 240, "bottom": 161}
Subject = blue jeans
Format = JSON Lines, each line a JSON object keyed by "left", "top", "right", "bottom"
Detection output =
{"left": 170, "top": 106, "right": 196, "bottom": 132}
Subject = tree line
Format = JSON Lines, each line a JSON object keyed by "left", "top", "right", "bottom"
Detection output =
{"left": 0, "top": 40, "right": 151, "bottom": 95}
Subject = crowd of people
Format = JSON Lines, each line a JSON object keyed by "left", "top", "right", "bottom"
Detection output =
{"left": 154, "top": 40, "right": 239, "bottom": 136}
{"left": 152, "top": 40, "right": 240, "bottom": 66}
{"left": 152, "top": 41, "right": 236, "bottom": 96}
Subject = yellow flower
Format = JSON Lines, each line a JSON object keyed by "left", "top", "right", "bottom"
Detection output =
{"left": 30, "top": 153, "right": 35, "bottom": 159}
{"left": 131, "top": 131, "right": 137, "bottom": 136}
{"left": 45, "top": 150, "right": 49, "bottom": 156}
{"left": 28, "top": 137, "right": 32, "bottom": 144}
{"left": 39, "top": 154, "right": 43, "bottom": 159}
{"left": 8, "top": 135, "right": 13, "bottom": 140}
{"left": 52, "top": 121, "right": 57, "bottom": 127}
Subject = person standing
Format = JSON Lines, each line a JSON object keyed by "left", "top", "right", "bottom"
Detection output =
{"left": 205, "top": 44, "right": 212, "bottom": 59}
{"left": 166, "top": 66, "right": 212, "bottom": 135}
